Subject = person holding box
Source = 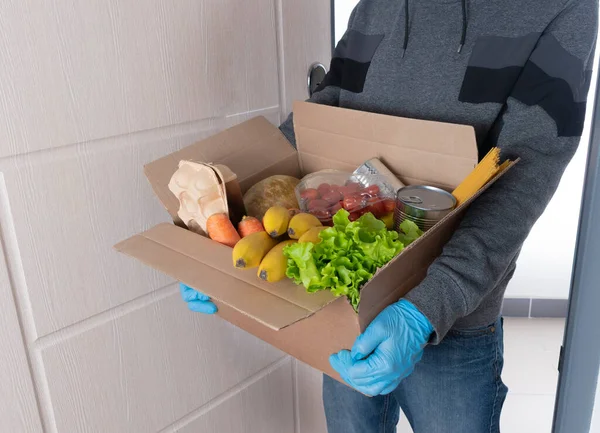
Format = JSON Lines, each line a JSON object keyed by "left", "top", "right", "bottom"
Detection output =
{"left": 181, "top": 0, "right": 597, "bottom": 431}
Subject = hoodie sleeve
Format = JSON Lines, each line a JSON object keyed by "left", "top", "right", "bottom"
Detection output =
{"left": 404, "top": 0, "right": 598, "bottom": 343}
{"left": 279, "top": 7, "right": 360, "bottom": 146}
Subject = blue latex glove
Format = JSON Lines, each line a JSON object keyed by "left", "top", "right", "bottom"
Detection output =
{"left": 330, "top": 299, "right": 433, "bottom": 396}
{"left": 179, "top": 283, "right": 218, "bottom": 314}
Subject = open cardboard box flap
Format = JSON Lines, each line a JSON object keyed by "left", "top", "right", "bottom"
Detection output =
{"left": 144, "top": 115, "right": 300, "bottom": 222}
{"left": 293, "top": 102, "right": 478, "bottom": 190}
{"left": 115, "top": 101, "right": 517, "bottom": 377}
{"left": 115, "top": 222, "right": 338, "bottom": 330}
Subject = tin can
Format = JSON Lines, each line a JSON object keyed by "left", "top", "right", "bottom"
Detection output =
{"left": 394, "top": 185, "right": 457, "bottom": 232}
{"left": 354, "top": 158, "right": 406, "bottom": 192}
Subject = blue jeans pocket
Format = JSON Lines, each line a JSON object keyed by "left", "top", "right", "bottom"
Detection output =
{"left": 448, "top": 321, "right": 498, "bottom": 338}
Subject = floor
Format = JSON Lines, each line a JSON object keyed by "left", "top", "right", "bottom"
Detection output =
{"left": 397, "top": 317, "right": 565, "bottom": 433}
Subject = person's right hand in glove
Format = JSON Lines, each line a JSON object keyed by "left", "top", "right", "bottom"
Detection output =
{"left": 329, "top": 299, "right": 433, "bottom": 396}
{"left": 179, "top": 283, "right": 217, "bottom": 314}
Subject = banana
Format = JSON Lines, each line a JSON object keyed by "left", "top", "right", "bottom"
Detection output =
{"left": 257, "top": 240, "right": 296, "bottom": 282}
{"left": 232, "top": 231, "right": 278, "bottom": 269}
{"left": 263, "top": 206, "right": 291, "bottom": 238}
{"left": 287, "top": 213, "right": 323, "bottom": 239}
{"left": 298, "top": 226, "right": 327, "bottom": 244}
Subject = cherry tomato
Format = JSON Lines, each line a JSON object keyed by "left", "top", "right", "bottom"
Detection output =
{"left": 367, "top": 202, "right": 386, "bottom": 218}
{"left": 345, "top": 182, "right": 360, "bottom": 193}
{"left": 311, "top": 208, "right": 331, "bottom": 220}
{"left": 308, "top": 199, "right": 329, "bottom": 211}
{"left": 382, "top": 199, "right": 396, "bottom": 213}
{"left": 365, "top": 185, "right": 381, "bottom": 196}
{"left": 317, "top": 183, "right": 332, "bottom": 196}
{"left": 300, "top": 188, "right": 320, "bottom": 201}
{"left": 365, "top": 197, "right": 385, "bottom": 217}
{"left": 358, "top": 188, "right": 372, "bottom": 198}
{"left": 348, "top": 211, "right": 361, "bottom": 222}
{"left": 329, "top": 202, "right": 343, "bottom": 215}
{"left": 338, "top": 186, "right": 353, "bottom": 197}
{"left": 322, "top": 191, "right": 343, "bottom": 204}
{"left": 343, "top": 196, "right": 362, "bottom": 211}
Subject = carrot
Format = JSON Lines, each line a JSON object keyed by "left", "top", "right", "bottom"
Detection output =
{"left": 238, "top": 216, "right": 265, "bottom": 238}
{"left": 207, "top": 213, "right": 241, "bottom": 247}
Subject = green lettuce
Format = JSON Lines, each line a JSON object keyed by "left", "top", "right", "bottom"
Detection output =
{"left": 397, "top": 219, "right": 424, "bottom": 246}
{"left": 283, "top": 209, "right": 423, "bottom": 311}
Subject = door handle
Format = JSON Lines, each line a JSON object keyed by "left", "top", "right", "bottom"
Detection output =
{"left": 308, "top": 62, "right": 327, "bottom": 97}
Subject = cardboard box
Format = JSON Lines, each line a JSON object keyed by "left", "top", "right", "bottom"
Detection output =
{"left": 115, "top": 101, "right": 515, "bottom": 382}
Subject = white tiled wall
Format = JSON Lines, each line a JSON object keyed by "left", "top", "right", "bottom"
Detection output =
{"left": 171, "top": 358, "right": 295, "bottom": 433}
{"left": 0, "top": 0, "right": 279, "bottom": 156}
{"left": 0, "top": 229, "right": 42, "bottom": 432}
{"left": 0, "top": 1, "right": 331, "bottom": 432}
{"left": 39, "top": 294, "right": 284, "bottom": 432}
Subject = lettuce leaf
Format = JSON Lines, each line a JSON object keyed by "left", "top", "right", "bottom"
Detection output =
{"left": 284, "top": 209, "right": 423, "bottom": 311}
{"left": 397, "top": 219, "right": 424, "bottom": 246}
{"left": 284, "top": 242, "right": 324, "bottom": 291}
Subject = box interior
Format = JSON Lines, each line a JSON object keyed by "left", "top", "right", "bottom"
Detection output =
{"left": 293, "top": 102, "right": 478, "bottom": 191}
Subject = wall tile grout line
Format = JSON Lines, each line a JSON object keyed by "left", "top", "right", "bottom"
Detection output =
{"left": 226, "top": 105, "right": 281, "bottom": 122}
{"left": 33, "top": 283, "right": 180, "bottom": 351}
{"left": 0, "top": 117, "right": 216, "bottom": 163}
{"left": 292, "top": 359, "right": 301, "bottom": 433}
{"left": 0, "top": 106, "right": 280, "bottom": 165}
{"left": 157, "top": 356, "right": 291, "bottom": 433}
{"left": 0, "top": 173, "right": 57, "bottom": 433}
{"left": 273, "top": 0, "right": 288, "bottom": 122}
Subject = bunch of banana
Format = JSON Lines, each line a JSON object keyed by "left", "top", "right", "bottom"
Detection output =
{"left": 231, "top": 206, "right": 324, "bottom": 283}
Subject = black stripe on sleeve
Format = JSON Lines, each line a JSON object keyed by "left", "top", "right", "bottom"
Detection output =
{"left": 459, "top": 66, "right": 523, "bottom": 104}
{"left": 316, "top": 30, "right": 384, "bottom": 94}
{"left": 317, "top": 58, "right": 372, "bottom": 94}
{"left": 512, "top": 61, "right": 587, "bottom": 137}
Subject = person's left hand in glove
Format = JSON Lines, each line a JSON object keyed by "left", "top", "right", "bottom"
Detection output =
{"left": 179, "top": 283, "right": 218, "bottom": 314}
{"left": 329, "top": 299, "right": 434, "bottom": 396}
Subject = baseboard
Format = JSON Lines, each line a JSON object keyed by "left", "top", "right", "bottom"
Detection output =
{"left": 501, "top": 298, "right": 568, "bottom": 318}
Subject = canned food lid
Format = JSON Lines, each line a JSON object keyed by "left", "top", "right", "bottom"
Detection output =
{"left": 397, "top": 186, "right": 456, "bottom": 211}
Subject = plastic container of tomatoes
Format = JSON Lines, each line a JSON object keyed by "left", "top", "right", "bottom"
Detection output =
{"left": 295, "top": 172, "right": 397, "bottom": 225}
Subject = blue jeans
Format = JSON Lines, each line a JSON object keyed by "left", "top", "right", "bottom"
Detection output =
{"left": 323, "top": 318, "right": 508, "bottom": 433}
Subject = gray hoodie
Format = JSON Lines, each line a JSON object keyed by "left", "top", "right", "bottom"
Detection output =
{"left": 280, "top": 0, "right": 598, "bottom": 343}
